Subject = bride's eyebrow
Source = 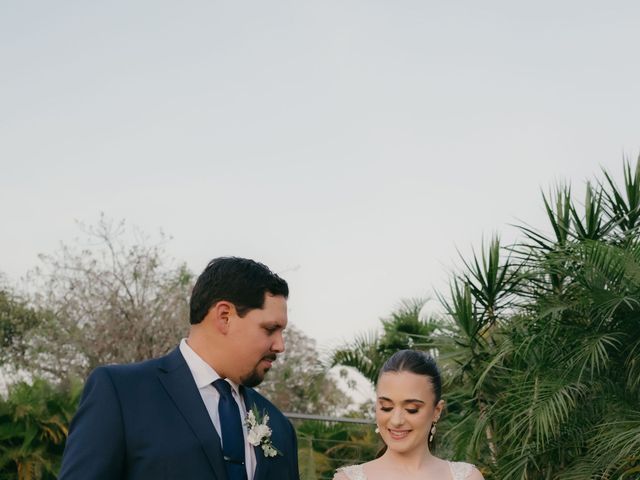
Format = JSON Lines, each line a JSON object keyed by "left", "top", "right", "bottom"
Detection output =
{"left": 377, "top": 397, "right": 425, "bottom": 404}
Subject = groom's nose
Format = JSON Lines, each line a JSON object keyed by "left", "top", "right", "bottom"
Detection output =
{"left": 271, "top": 331, "right": 285, "bottom": 353}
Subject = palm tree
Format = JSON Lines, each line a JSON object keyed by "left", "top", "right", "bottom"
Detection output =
{"left": 333, "top": 158, "right": 640, "bottom": 479}
{"left": 0, "top": 379, "right": 81, "bottom": 480}
{"left": 470, "top": 159, "right": 640, "bottom": 478}
{"left": 331, "top": 298, "right": 438, "bottom": 384}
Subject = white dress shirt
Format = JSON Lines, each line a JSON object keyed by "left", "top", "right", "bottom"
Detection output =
{"left": 179, "top": 339, "right": 257, "bottom": 479}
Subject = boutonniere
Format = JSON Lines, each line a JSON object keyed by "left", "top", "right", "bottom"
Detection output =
{"left": 245, "top": 407, "right": 281, "bottom": 458}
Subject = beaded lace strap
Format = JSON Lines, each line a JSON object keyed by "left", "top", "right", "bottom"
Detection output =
{"left": 448, "top": 461, "right": 474, "bottom": 480}
{"left": 335, "top": 464, "right": 366, "bottom": 480}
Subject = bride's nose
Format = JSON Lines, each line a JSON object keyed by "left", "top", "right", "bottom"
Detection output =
{"left": 390, "top": 408, "right": 405, "bottom": 426}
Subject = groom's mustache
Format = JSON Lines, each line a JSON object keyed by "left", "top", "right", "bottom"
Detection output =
{"left": 263, "top": 354, "right": 277, "bottom": 362}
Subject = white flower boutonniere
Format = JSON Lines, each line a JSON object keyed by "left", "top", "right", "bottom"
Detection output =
{"left": 245, "top": 407, "right": 280, "bottom": 458}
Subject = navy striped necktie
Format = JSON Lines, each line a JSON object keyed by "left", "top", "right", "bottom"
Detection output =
{"left": 213, "top": 379, "right": 247, "bottom": 480}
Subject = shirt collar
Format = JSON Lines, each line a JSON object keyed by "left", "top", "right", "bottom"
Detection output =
{"left": 179, "top": 338, "right": 242, "bottom": 396}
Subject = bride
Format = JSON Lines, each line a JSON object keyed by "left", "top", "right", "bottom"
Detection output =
{"left": 334, "top": 350, "right": 484, "bottom": 480}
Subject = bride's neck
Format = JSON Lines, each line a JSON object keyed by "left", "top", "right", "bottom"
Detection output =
{"left": 382, "top": 446, "right": 434, "bottom": 471}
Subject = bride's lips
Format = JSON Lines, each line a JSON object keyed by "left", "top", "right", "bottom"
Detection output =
{"left": 387, "top": 429, "right": 411, "bottom": 440}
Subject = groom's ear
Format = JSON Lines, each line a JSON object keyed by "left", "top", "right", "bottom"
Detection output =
{"left": 207, "top": 301, "right": 234, "bottom": 334}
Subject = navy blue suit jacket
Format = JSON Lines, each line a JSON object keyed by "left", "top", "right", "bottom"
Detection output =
{"left": 59, "top": 347, "right": 300, "bottom": 480}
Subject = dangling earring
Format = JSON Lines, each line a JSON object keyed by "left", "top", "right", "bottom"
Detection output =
{"left": 429, "top": 421, "right": 437, "bottom": 443}
{"left": 375, "top": 426, "right": 380, "bottom": 434}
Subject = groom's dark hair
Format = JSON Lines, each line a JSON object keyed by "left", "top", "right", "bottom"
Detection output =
{"left": 189, "top": 256, "right": 289, "bottom": 324}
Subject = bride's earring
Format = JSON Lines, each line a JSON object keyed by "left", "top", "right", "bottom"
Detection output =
{"left": 375, "top": 426, "right": 380, "bottom": 434}
{"left": 429, "top": 421, "right": 437, "bottom": 443}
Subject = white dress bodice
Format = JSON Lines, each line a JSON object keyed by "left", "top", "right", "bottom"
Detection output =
{"left": 336, "top": 461, "right": 476, "bottom": 480}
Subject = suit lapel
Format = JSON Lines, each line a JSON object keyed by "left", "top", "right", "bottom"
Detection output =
{"left": 157, "top": 348, "right": 227, "bottom": 480}
{"left": 243, "top": 388, "right": 271, "bottom": 480}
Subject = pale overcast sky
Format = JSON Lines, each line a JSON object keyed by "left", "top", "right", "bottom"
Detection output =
{"left": 1, "top": 1, "right": 639, "bottom": 351}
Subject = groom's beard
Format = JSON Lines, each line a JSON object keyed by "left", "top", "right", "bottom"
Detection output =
{"left": 241, "top": 354, "right": 277, "bottom": 387}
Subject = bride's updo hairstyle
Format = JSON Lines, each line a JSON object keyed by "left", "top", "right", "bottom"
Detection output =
{"left": 377, "top": 349, "right": 442, "bottom": 405}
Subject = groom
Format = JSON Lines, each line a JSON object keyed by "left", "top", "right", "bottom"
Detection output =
{"left": 59, "top": 257, "right": 300, "bottom": 480}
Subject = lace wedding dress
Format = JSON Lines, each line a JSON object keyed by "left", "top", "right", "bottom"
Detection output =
{"left": 335, "top": 461, "right": 476, "bottom": 480}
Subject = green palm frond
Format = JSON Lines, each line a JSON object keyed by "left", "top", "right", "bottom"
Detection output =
{"left": 331, "top": 331, "right": 383, "bottom": 384}
{"left": 493, "top": 375, "right": 589, "bottom": 447}
{"left": 570, "top": 332, "right": 625, "bottom": 380}
{"left": 601, "top": 157, "right": 640, "bottom": 239}
{"left": 457, "top": 236, "right": 524, "bottom": 327}
{"left": 624, "top": 338, "right": 640, "bottom": 391}
{"left": 585, "top": 409, "right": 640, "bottom": 478}
{"left": 438, "top": 279, "right": 479, "bottom": 343}
{"left": 331, "top": 298, "right": 433, "bottom": 385}
{"left": 544, "top": 185, "right": 573, "bottom": 247}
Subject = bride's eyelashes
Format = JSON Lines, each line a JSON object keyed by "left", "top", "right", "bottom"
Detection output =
{"left": 378, "top": 406, "right": 420, "bottom": 414}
